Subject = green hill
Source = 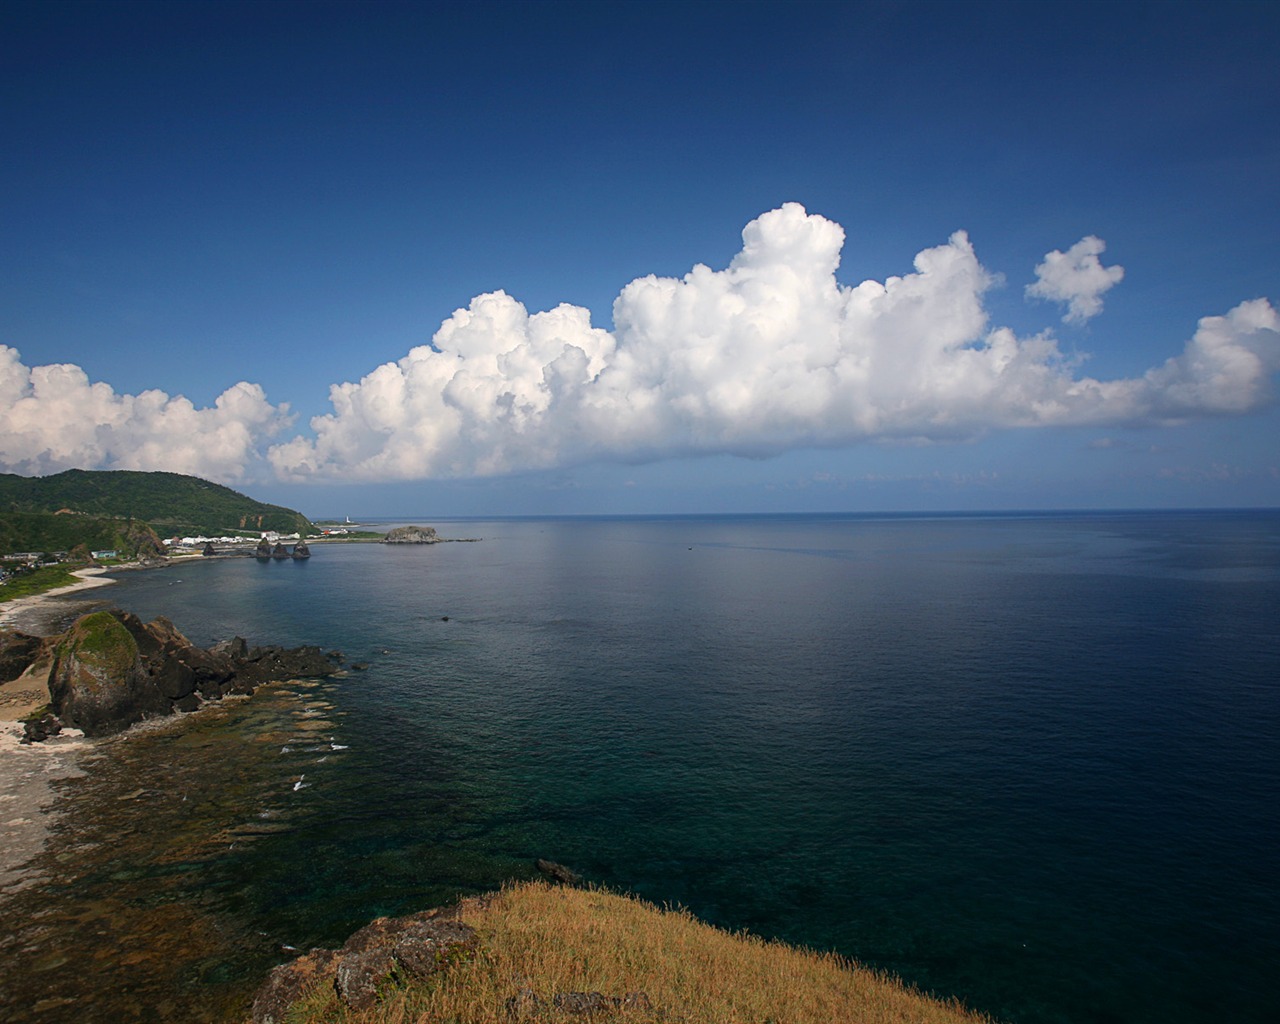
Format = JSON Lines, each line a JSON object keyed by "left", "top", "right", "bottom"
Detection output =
{"left": 0, "top": 512, "right": 167, "bottom": 559}
{"left": 0, "top": 469, "right": 313, "bottom": 555}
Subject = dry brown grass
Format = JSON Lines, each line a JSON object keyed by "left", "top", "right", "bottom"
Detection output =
{"left": 282, "top": 880, "right": 992, "bottom": 1024}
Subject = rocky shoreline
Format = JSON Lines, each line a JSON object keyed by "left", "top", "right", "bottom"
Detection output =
{"left": 2, "top": 570, "right": 136, "bottom": 897}
{"left": 7, "top": 608, "right": 344, "bottom": 743}
{"left": 1, "top": 564, "right": 347, "bottom": 905}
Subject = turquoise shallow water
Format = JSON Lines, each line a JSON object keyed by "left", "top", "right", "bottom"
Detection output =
{"left": 3, "top": 511, "right": 1278, "bottom": 1022}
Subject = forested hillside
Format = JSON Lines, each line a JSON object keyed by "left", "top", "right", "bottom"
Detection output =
{"left": 0, "top": 512, "right": 166, "bottom": 558}
{"left": 0, "top": 470, "right": 313, "bottom": 554}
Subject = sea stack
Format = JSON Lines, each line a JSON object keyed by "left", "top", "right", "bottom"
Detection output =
{"left": 292, "top": 541, "right": 311, "bottom": 559}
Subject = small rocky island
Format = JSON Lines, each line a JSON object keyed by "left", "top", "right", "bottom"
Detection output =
{"left": 381, "top": 525, "right": 480, "bottom": 545}
{"left": 382, "top": 525, "right": 440, "bottom": 544}
{"left": 2, "top": 608, "right": 343, "bottom": 742}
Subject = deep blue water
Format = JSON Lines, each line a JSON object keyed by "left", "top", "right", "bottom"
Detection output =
{"left": 73, "top": 511, "right": 1280, "bottom": 1022}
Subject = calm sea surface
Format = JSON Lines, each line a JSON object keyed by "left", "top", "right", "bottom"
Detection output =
{"left": 2, "top": 511, "right": 1278, "bottom": 1022}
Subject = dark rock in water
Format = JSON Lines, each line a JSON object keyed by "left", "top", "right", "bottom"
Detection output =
{"left": 256, "top": 539, "right": 273, "bottom": 560}
{"left": 271, "top": 542, "right": 290, "bottom": 559}
{"left": 183, "top": 646, "right": 236, "bottom": 693}
{"left": 291, "top": 541, "right": 311, "bottom": 559}
{"left": 210, "top": 636, "right": 248, "bottom": 660}
{"left": 152, "top": 651, "right": 196, "bottom": 700}
{"left": 28, "top": 609, "right": 343, "bottom": 740}
{"left": 202, "top": 542, "right": 216, "bottom": 556}
{"left": 351, "top": 662, "right": 369, "bottom": 671}
{"left": 232, "top": 645, "right": 337, "bottom": 690}
{"left": 383, "top": 525, "right": 439, "bottom": 544}
{"left": 535, "top": 858, "right": 583, "bottom": 885}
{"left": 0, "top": 630, "right": 43, "bottom": 682}
{"left": 20, "top": 710, "right": 62, "bottom": 743}
{"left": 252, "top": 909, "right": 478, "bottom": 1020}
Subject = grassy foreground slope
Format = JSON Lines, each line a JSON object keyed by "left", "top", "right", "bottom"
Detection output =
{"left": 0, "top": 469, "right": 312, "bottom": 547}
{"left": 284, "top": 881, "right": 992, "bottom": 1024}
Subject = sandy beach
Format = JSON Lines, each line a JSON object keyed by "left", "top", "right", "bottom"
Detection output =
{"left": 0, "top": 565, "right": 122, "bottom": 638}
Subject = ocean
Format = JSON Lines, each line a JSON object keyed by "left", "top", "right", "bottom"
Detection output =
{"left": 1, "top": 511, "right": 1278, "bottom": 1022}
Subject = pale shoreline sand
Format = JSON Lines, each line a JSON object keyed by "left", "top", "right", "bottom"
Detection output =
{"left": 0, "top": 552, "right": 325, "bottom": 902}
{"left": 0, "top": 721, "right": 87, "bottom": 897}
{"left": 0, "top": 565, "right": 132, "bottom": 897}
{"left": 0, "top": 565, "right": 122, "bottom": 637}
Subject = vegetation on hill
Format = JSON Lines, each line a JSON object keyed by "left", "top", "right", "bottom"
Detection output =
{"left": 0, "top": 512, "right": 166, "bottom": 559}
{"left": 280, "top": 881, "right": 991, "bottom": 1024}
{"left": 0, "top": 469, "right": 312, "bottom": 554}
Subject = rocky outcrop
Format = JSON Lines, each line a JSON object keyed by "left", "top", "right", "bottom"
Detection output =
{"left": 47, "top": 611, "right": 169, "bottom": 736}
{"left": 24, "top": 608, "right": 343, "bottom": 741}
{"left": 383, "top": 525, "right": 439, "bottom": 544}
{"left": 535, "top": 858, "right": 583, "bottom": 886}
{"left": 251, "top": 908, "right": 479, "bottom": 1023}
{"left": 120, "top": 520, "right": 168, "bottom": 560}
{"left": 0, "top": 630, "right": 44, "bottom": 682}
{"left": 291, "top": 541, "right": 310, "bottom": 559}
{"left": 249, "top": 897, "right": 654, "bottom": 1023}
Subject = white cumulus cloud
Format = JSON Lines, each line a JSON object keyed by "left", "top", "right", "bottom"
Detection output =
{"left": 5, "top": 205, "right": 1276, "bottom": 487}
{"left": 268, "top": 204, "right": 1278, "bottom": 482}
{"left": 0, "top": 347, "right": 291, "bottom": 482}
{"left": 1026, "top": 235, "right": 1125, "bottom": 323}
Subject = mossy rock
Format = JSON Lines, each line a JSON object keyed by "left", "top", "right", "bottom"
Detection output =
{"left": 56, "top": 611, "right": 138, "bottom": 677}
{"left": 49, "top": 611, "right": 170, "bottom": 736}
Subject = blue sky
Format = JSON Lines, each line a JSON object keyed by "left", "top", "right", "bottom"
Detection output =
{"left": 2, "top": 0, "right": 1277, "bottom": 516}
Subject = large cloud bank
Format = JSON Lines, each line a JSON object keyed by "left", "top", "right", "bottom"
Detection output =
{"left": 269, "top": 203, "right": 1279, "bottom": 481}
{"left": 0, "top": 349, "right": 290, "bottom": 481}
{"left": 3, "top": 204, "right": 1278, "bottom": 485}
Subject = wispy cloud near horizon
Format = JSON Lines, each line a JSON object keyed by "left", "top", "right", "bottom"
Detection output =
{"left": 2, "top": 205, "right": 1277, "bottom": 486}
